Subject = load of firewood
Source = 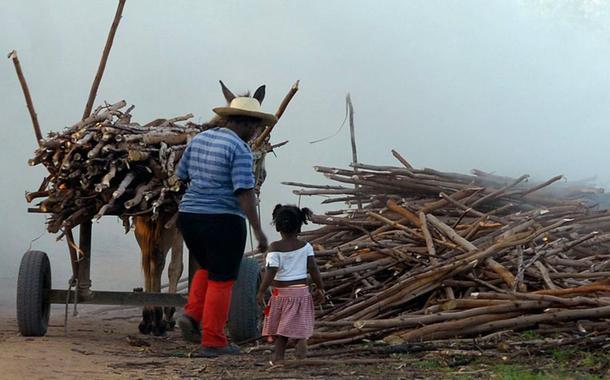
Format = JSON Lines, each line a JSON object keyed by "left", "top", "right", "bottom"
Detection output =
{"left": 283, "top": 151, "right": 610, "bottom": 348}
{"left": 26, "top": 100, "right": 221, "bottom": 235}
{"left": 25, "top": 79, "right": 297, "bottom": 238}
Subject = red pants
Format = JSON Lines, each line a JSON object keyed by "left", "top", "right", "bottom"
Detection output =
{"left": 184, "top": 269, "right": 235, "bottom": 347}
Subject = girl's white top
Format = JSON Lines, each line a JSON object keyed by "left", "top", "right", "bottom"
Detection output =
{"left": 265, "top": 242, "right": 315, "bottom": 281}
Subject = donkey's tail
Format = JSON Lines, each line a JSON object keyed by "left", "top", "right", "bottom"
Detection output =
{"left": 135, "top": 216, "right": 163, "bottom": 282}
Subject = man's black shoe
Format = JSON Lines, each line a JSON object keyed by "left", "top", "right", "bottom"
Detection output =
{"left": 178, "top": 314, "right": 201, "bottom": 344}
{"left": 190, "top": 343, "right": 241, "bottom": 358}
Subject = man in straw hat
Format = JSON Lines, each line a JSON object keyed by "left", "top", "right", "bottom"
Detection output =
{"left": 176, "top": 81, "right": 276, "bottom": 357}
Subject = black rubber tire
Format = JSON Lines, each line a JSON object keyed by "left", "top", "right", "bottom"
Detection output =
{"left": 16, "top": 250, "right": 52, "bottom": 337}
{"left": 228, "top": 257, "right": 261, "bottom": 343}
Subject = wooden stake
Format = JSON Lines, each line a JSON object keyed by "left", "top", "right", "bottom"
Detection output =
{"left": 82, "top": 0, "right": 126, "bottom": 120}
{"left": 347, "top": 93, "right": 358, "bottom": 166}
{"left": 7, "top": 50, "right": 43, "bottom": 145}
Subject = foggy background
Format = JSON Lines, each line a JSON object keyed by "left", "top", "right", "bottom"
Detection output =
{"left": 1, "top": 1, "right": 610, "bottom": 316}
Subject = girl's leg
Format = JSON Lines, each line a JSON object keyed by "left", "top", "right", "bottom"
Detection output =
{"left": 273, "top": 336, "right": 288, "bottom": 362}
{"left": 295, "top": 339, "right": 307, "bottom": 360}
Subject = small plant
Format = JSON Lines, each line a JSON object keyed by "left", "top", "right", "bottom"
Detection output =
{"left": 550, "top": 347, "right": 579, "bottom": 362}
{"left": 413, "top": 358, "right": 443, "bottom": 369}
{"left": 520, "top": 330, "right": 542, "bottom": 340}
{"left": 492, "top": 364, "right": 553, "bottom": 380}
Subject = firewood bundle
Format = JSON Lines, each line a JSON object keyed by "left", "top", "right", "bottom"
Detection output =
{"left": 26, "top": 100, "right": 210, "bottom": 234}
{"left": 284, "top": 152, "right": 610, "bottom": 347}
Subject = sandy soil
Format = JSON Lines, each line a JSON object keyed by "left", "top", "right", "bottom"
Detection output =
{"left": 1, "top": 305, "right": 608, "bottom": 380}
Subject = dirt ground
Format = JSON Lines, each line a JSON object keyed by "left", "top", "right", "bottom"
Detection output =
{"left": 0, "top": 305, "right": 608, "bottom": 380}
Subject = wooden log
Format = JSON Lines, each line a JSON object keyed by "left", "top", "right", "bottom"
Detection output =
{"left": 456, "top": 305, "right": 610, "bottom": 338}
{"left": 353, "top": 300, "right": 551, "bottom": 330}
{"left": 533, "top": 283, "right": 610, "bottom": 296}
{"left": 398, "top": 312, "right": 523, "bottom": 342}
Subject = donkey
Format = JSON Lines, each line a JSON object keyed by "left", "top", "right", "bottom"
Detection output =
{"left": 133, "top": 80, "right": 267, "bottom": 336}
{"left": 134, "top": 214, "right": 183, "bottom": 336}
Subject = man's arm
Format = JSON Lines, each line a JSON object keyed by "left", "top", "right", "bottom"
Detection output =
{"left": 237, "top": 189, "right": 268, "bottom": 252}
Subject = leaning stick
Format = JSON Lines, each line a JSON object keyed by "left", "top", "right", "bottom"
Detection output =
{"left": 391, "top": 149, "right": 413, "bottom": 169}
{"left": 518, "top": 174, "right": 565, "bottom": 198}
{"left": 252, "top": 80, "right": 299, "bottom": 149}
{"left": 386, "top": 199, "right": 421, "bottom": 227}
{"left": 8, "top": 50, "right": 43, "bottom": 145}
{"left": 82, "top": 0, "right": 126, "bottom": 119}
{"left": 419, "top": 212, "right": 437, "bottom": 262}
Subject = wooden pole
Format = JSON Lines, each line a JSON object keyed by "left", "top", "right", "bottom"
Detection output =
{"left": 252, "top": 80, "right": 299, "bottom": 149}
{"left": 77, "top": 0, "right": 125, "bottom": 293}
{"left": 346, "top": 93, "right": 362, "bottom": 209}
{"left": 82, "top": 0, "right": 126, "bottom": 120}
{"left": 7, "top": 50, "right": 43, "bottom": 145}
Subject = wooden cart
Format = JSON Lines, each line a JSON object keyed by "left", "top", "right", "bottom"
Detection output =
{"left": 16, "top": 216, "right": 263, "bottom": 342}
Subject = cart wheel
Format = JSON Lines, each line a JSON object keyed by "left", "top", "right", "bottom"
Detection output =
{"left": 17, "top": 250, "right": 51, "bottom": 337}
{"left": 228, "top": 257, "right": 262, "bottom": 342}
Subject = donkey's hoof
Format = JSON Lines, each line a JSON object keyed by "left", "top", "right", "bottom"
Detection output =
{"left": 152, "top": 325, "right": 167, "bottom": 337}
{"left": 139, "top": 322, "right": 152, "bottom": 335}
{"left": 166, "top": 319, "right": 176, "bottom": 331}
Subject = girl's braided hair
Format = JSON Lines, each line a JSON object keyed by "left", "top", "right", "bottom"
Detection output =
{"left": 271, "top": 204, "right": 313, "bottom": 234}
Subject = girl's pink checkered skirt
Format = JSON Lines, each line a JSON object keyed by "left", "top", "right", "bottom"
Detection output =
{"left": 262, "top": 286, "right": 314, "bottom": 339}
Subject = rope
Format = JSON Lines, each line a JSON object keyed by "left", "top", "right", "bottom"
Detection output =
{"left": 64, "top": 279, "right": 74, "bottom": 336}
{"left": 73, "top": 279, "right": 79, "bottom": 317}
{"left": 26, "top": 229, "right": 46, "bottom": 252}
{"left": 63, "top": 278, "right": 80, "bottom": 336}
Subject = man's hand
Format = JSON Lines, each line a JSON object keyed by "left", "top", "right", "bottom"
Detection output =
{"left": 237, "top": 189, "right": 268, "bottom": 252}
{"left": 256, "top": 291, "right": 266, "bottom": 306}
{"left": 254, "top": 228, "right": 268, "bottom": 252}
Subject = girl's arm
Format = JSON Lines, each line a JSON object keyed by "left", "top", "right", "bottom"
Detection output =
{"left": 307, "top": 256, "right": 325, "bottom": 303}
{"left": 257, "top": 266, "right": 277, "bottom": 306}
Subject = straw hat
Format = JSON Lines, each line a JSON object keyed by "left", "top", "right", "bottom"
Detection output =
{"left": 213, "top": 81, "right": 277, "bottom": 126}
{"left": 213, "top": 97, "right": 277, "bottom": 126}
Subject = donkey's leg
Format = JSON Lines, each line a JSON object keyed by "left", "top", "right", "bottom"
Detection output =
{"left": 150, "top": 251, "right": 168, "bottom": 336}
{"left": 164, "top": 232, "right": 184, "bottom": 329}
{"left": 135, "top": 216, "right": 157, "bottom": 335}
{"left": 139, "top": 265, "right": 154, "bottom": 335}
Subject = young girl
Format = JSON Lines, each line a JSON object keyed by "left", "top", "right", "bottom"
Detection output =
{"left": 257, "top": 204, "right": 324, "bottom": 362}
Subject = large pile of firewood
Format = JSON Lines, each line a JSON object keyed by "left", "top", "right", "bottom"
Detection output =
{"left": 285, "top": 151, "right": 610, "bottom": 347}
{"left": 26, "top": 100, "right": 209, "bottom": 234}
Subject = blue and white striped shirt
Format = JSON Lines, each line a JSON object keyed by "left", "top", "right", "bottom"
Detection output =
{"left": 176, "top": 128, "right": 255, "bottom": 217}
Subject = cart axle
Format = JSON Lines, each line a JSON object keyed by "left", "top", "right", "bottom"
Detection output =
{"left": 45, "top": 289, "right": 187, "bottom": 307}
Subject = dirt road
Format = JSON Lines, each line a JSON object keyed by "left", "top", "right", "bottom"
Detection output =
{"left": 0, "top": 306, "right": 411, "bottom": 380}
